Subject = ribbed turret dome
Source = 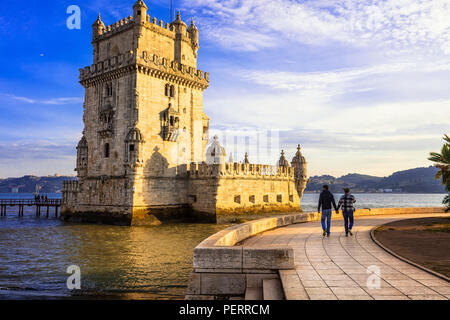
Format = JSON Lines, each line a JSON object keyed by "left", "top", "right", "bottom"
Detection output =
{"left": 172, "top": 11, "right": 187, "bottom": 27}
{"left": 291, "top": 144, "right": 306, "bottom": 164}
{"left": 278, "top": 150, "right": 290, "bottom": 167}
{"left": 206, "top": 135, "right": 227, "bottom": 164}
{"left": 187, "top": 18, "right": 198, "bottom": 32}
{"left": 77, "top": 136, "right": 88, "bottom": 149}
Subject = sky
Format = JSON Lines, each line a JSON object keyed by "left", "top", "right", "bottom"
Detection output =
{"left": 0, "top": 0, "right": 449, "bottom": 178}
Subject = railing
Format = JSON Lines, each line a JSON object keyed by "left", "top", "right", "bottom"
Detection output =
{"left": 0, "top": 199, "right": 61, "bottom": 206}
{"left": 0, "top": 199, "right": 62, "bottom": 218}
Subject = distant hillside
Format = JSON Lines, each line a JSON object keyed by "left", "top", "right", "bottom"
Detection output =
{"left": 0, "top": 176, "right": 77, "bottom": 193}
{"left": 306, "top": 166, "right": 446, "bottom": 193}
{"left": 0, "top": 166, "right": 446, "bottom": 194}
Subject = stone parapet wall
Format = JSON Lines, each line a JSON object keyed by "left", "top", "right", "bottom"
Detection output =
{"left": 62, "top": 180, "right": 79, "bottom": 206}
{"left": 93, "top": 15, "right": 134, "bottom": 41}
{"left": 187, "top": 163, "right": 302, "bottom": 216}
{"left": 189, "top": 162, "right": 295, "bottom": 179}
{"left": 186, "top": 207, "right": 445, "bottom": 299}
{"left": 94, "top": 14, "right": 195, "bottom": 45}
{"left": 62, "top": 180, "right": 79, "bottom": 192}
{"left": 61, "top": 177, "right": 133, "bottom": 225}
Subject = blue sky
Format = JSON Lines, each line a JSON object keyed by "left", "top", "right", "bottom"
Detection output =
{"left": 1, "top": 0, "right": 450, "bottom": 178}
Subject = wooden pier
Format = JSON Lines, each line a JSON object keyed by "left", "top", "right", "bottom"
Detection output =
{"left": 0, "top": 199, "right": 61, "bottom": 218}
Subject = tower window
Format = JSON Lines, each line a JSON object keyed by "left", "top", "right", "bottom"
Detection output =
{"left": 106, "top": 84, "right": 113, "bottom": 96}
{"left": 137, "top": 10, "right": 141, "bottom": 16}
{"left": 165, "top": 84, "right": 169, "bottom": 97}
{"left": 165, "top": 84, "right": 175, "bottom": 98}
{"left": 129, "top": 144, "right": 135, "bottom": 152}
{"left": 104, "top": 143, "right": 110, "bottom": 158}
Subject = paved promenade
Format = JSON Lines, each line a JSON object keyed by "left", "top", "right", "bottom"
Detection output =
{"left": 242, "top": 213, "right": 450, "bottom": 300}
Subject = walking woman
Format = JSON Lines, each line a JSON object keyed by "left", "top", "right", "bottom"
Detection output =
{"left": 337, "top": 188, "right": 356, "bottom": 237}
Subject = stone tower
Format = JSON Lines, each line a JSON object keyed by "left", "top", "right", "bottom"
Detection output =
{"left": 62, "top": 0, "right": 308, "bottom": 225}
{"left": 63, "top": 1, "right": 210, "bottom": 225}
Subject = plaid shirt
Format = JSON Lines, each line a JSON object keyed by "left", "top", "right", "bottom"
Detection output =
{"left": 337, "top": 194, "right": 356, "bottom": 212}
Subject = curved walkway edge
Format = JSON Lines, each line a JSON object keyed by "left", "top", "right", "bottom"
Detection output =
{"left": 186, "top": 208, "right": 449, "bottom": 300}
{"left": 370, "top": 226, "right": 450, "bottom": 283}
{"left": 271, "top": 213, "right": 450, "bottom": 300}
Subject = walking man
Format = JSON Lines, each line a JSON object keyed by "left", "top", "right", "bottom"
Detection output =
{"left": 337, "top": 188, "right": 356, "bottom": 237}
{"left": 318, "top": 185, "right": 338, "bottom": 237}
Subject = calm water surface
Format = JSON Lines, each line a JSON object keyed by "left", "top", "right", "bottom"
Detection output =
{"left": 0, "top": 193, "right": 446, "bottom": 299}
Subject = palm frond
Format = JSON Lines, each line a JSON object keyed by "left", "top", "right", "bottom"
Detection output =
{"left": 428, "top": 152, "right": 445, "bottom": 164}
{"left": 444, "top": 134, "right": 450, "bottom": 145}
{"left": 442, "top": 145, "right": 450, "bottom": 163}
{"left": 429, "top": 136, "right": 450, "bottom": 192}
{"left": 443, "top": 194, "right": 450, "bottom": 212}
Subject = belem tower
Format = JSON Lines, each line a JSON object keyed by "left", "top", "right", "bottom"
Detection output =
{"left": 61, "top": 0, "right": 308, "bottom": 225}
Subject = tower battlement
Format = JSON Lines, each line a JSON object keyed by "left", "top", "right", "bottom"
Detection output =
{"left": 93, "top": 15, "right": 134, "bottom": 41}
{"left": 79, "top": 51, "right": 209, "bottom": 88}
{"left": 94, "top": 14, "right": 196, "bottom": 43}
{"left": 189, "top": 163, "right": 295, "bottom": 179}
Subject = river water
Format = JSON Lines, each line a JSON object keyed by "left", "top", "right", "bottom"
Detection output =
{"left": 0, "top": 193, "right": 446, "bottom": 300}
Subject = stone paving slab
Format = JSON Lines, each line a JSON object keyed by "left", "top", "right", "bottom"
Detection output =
{"left": 242, "top": 213, "right": 449, "bottom": 300}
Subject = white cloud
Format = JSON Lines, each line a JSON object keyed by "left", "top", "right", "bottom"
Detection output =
{"left": 1, "top": 94, "right": 83, "bottom": 105}
{"left": 240, "top": 61, "right": 450, "bottom": 92}
{"left": 0, "top": 139, "right": 77, "bottom": 160}
{"left": 183, "top": 0, "right": 450, "bottom": 54}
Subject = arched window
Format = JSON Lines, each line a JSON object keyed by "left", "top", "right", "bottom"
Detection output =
{"left": 165, "top": 84, "right": 170, "bottom": 97}
{"left": 104, "top": 143, "right": 110, "bottom": 158}
{"left": 170, "top": 85, "right": 175, "bottom": 98}
{"left": 125, "top": 128, "right": 144, "bottom": 164}
{"left": 106, "top": 83, "right": 113, "bottom": 97}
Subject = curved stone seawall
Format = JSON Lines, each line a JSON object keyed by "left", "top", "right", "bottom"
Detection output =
{"left": 186, "top": 207, "right": 445, "bottom": 300}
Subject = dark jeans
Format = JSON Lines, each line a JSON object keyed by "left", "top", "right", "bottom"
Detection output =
{"left": 321, "top": 209, "right": 332, "bottom": 235}
{"left": 343, "top": 210, "right": 354, "bottom": 234}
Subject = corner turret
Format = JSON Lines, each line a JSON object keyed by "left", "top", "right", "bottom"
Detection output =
{"left": 187, "top": 18, "right": 199, "bottom": 57}
{"left": 291, "top": 144, "right": 308, "bottom": 202}
{"left": 206, "top": 136, "right": 227, "bottom": 164}
{"left": 172, "top": 11, "right": 187, "bottom": 34}
{"left": 278, "top": 150, "right": 290, "bottom": 167}
{"left": 133, "top": 0, "right": 148, "bottom": 25}
{"left": 92, "top": 13, "right": 106, "bottom": 39}
{"left": 291, "top": 144, "right": 307, "bottom": 180}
